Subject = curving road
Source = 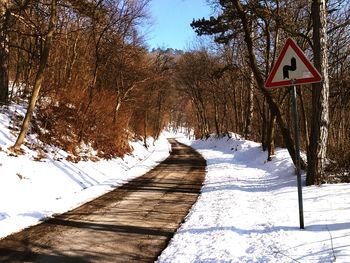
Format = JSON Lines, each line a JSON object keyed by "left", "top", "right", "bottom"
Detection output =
{"left": 0, "top": 139, "right": 206, "bottom": 263}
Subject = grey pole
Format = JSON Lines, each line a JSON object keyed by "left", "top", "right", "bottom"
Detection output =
{"left": 291, "top": 80, "right": 305, "bottom": 229}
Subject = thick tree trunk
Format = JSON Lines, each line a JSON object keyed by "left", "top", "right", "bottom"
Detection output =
{"left": 13, "top": 0, "right": 57, "bottom": 150}
{"left": 244, "top": 21, "right": 255, "bottom": 139}
{"left": 307, "top": 0, "right": 329, "bottom": 185}
{"left": 0, "top": 0, "right": 9, "bottom": 105}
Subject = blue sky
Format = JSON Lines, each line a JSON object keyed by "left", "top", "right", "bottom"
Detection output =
{"left": 146, "top": 0, "right": 212, "bottom": 50}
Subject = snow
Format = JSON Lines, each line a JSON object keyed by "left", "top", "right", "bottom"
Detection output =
{"left": 157, "top": 134, "right": 350, "bottom": 263}
{"left": 1, "top": 102, "right": 350, "bottom": 262}
{"left": 0, "top": 104, "right": 171, "bottom": 239}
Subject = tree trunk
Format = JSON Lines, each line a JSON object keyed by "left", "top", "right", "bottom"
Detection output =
{"left": 267, "top": 110, "right": 277, "bottom": 161}
{"left": 307, "top": 0, "right": 329, "bottom": 185}
{"left": 154, "top": 91, "right": 164, "bottom": 140}
{"left": 66, "top": 29, "right": 79, "bottom": 83}
{"left": 113, "top": 96, "right": 122, "bottom": 124}
{"left": 143, "top": 108, "right": 148, "bottom": 148}
{"left": 299, "top": 89, "right": 309, "bottom": 149}
{"left": 213, "top": 91, "right": 220, "bottom": 135}
{"left": 0, "top": 0, "right": 9, "bottom": 105}
{"left": 245, "top": 72, "right": 254, "bottom": 139}
{"left": 13, "top": 0, "right": 57, "bottom": 150}
{"left": 261, "top": 99, "right": 268, "bottom": 151}
{"left": 244, "top": 20, "right": 255, "bottom": 139}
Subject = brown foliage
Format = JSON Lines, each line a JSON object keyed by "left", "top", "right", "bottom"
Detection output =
{"left": 35, "top": 87, "right": 134, "bottom": 159}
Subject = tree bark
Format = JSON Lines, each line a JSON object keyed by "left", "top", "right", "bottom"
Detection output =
{"left": 13, "top": 0, "right": 57, "bottom": 150}
{"left": 0, "top": 0, "right": 9, "bottom": 105}
{"left": 307, "top": 0, "right": 330, "bottom": 185}
{"left": 299, "top": 89, "right": 309, "bottom": 149}
{"left": 245, "top": 72, "right": 254, "bottom": 139}
{"left": 212, "top": 90, "right": 220, "bottom": 135}
{"left": 267, "top": 110, "right": 277, "bottom": 161}
{"left": 244, "top": 20, "right": 255, "bottom": 139}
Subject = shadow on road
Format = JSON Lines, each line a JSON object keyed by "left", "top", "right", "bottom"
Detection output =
{"left": 0, "top": 139, "right": 206, "bottom": 263}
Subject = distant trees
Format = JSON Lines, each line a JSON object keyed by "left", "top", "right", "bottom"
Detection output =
{"left": 326, "top": 1, "right": 350, "bottom": 177}
{"left": 174, "top": 51, "right": 211, "bottom": 138}
{"left": 172, "top": 47, "right": 259, "bottom": 140}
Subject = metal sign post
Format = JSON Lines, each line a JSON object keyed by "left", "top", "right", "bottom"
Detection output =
{"left": 265, "top": 37, "right": 322, "bottom": 229}
{"left": 291, "top": 79, "right": 304, "bottom": 229}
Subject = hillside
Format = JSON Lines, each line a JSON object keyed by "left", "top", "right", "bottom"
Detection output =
{"left": 0, "top": 102, "right": 170, "bottom": 239}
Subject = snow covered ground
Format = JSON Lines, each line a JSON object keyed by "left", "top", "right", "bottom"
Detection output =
{"left": 157, "top": 134, "right": 350, "bottom": 263}
{"left": 0, "top": 104, "right": 171, "bottom": 239}
{"left": 1, "top": 101, "right": 350, "bottom": 263}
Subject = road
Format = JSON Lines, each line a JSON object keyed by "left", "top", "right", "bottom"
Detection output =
{"left": 0, "top": 139, "right": 206, "bottom": 263}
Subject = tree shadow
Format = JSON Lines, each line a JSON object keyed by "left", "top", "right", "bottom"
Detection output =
{"left": 0, "top": 139, "right": 206, "bottom": 263}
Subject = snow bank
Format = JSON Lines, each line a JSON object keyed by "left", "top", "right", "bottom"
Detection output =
{"left": 0, "top": 104, "right": 171, "bottom": 239}
{"left": 158, "top": 134, "right": 350, "bottom": 263}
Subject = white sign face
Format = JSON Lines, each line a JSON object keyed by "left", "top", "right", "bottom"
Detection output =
{"left": 265, "top": 38, "right": 322, "bottom": 88}
{"left": 272, "top": 46, "right": 313, "bottom": 81}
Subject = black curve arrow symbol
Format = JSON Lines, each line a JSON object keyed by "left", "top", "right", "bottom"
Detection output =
{"left": 283, "top": 57, "right": 297, "bottom": 79}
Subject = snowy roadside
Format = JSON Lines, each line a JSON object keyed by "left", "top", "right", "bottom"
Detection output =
{"left": 0, "top": 105, "right": 171, "bottom": 239}
{"left": 157, "top": 134, "right": 350, "bottom": 263}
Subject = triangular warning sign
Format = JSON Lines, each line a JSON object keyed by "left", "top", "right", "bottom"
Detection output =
{"left": 265, "top": 38, "right": 322, "bottom": 88}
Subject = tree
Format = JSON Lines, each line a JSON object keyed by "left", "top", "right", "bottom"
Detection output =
{"left": 0, "top": 0, "right": 9, "bottom": 105}
{"left": 0, "top": 0, "right": 32, "bottom": 104}
{"left": 307, "top": 0, "right": 330, "bottom": 185}
{"left": 191, "top": 0, "right": 305, "bottom": 168}
{"left": 13, "top": 0, "right": 58, "bottom": 150}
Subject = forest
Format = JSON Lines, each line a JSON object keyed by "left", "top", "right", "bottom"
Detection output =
{"left": 0, "top": 0, "right": 349, "bottom": 186}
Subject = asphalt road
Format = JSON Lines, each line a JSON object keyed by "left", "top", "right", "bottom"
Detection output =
{"left": 0, "top": 139, "right": 206, "bottom": 263}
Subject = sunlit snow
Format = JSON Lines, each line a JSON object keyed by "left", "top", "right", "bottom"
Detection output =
{"left": 157, "top": 134, "right": 350, "bottom": 263}
{"left": 1, "top": 102, "right": 350, "bottom": 262}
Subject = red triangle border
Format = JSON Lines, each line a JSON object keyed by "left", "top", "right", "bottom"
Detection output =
{"left": 265, "top": 38, "right": 322, "bottom": 88}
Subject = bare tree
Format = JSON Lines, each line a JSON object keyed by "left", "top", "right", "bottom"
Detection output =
{"left": 13, "top": 0, "right": 58, "bottom": 150}
{"left": 0, "top": 0, "right": 9, "bottom": 105}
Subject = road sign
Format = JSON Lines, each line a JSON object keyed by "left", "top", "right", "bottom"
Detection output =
{"left": 265, "top": 38, "right": 322, "bottom": 88}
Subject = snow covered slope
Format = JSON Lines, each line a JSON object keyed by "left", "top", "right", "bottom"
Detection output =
{"left": 0, "top": 104, "right": 171, "bottom": 239}
{"left": 158, "top": 134, "right": 350, "bottom": 263}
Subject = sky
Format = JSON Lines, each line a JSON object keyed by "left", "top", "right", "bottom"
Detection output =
{"left": 146, "top": 0, "right": 212, "bottom": 50}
